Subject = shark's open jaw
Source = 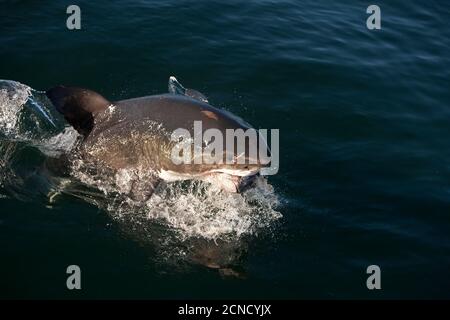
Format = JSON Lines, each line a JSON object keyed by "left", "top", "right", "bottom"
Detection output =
{"left": 159, "top": 169, "right": 260, "bottom": 193}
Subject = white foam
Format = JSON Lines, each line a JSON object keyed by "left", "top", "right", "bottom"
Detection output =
{"left": 71, "top": 157, "right": 281, "bottom": 240}
{"left": 145, "top": 178, "right": 281, "bottom": 240}
{"left": 0, "top": 80, "right": 31, "bottom": 136}
{"left": 35, "top": 127, "right": 80, "bottom": 157}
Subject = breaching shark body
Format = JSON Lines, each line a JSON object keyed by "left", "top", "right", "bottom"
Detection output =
{"left": 45, "top": 77, "right": 268, "bottom": 200}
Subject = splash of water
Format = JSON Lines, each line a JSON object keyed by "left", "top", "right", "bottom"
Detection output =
{"left": 0, "top": 80, "right": 79, "bottom": 154}
{"left": 70, "top": 159, "right": 282, "bottom": 241}
{"left": 146, "top": 178, "right": 281, "bottom": 240}
{"left": 0, "top": 80, "right": 80, "bottom": 199}
{"left": 0, "top": 80, "right": 31, "bottom": 135}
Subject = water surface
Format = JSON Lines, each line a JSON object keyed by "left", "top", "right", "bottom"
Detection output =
{"left": 1, "top": 0, "right": 449, "bottom": 299}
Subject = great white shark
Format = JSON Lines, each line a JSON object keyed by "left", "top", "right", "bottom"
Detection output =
{"left": 45, "top": 77, "right": 270, "bottom": 199}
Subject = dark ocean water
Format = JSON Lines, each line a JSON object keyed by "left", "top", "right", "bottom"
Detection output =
{"left": 1, "top": 0, "right": 450, "bottom": 299}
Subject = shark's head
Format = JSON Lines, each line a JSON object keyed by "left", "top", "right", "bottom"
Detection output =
{"left": 159, "top": 115, "right": 271, "bottom": 193}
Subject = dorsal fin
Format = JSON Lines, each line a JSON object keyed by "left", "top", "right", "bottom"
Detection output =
{"left": 168, "top": 76, "right": 209, "bottom": 103}
{"left": 46, "top": 86, "right": 111, "bottom": 136}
